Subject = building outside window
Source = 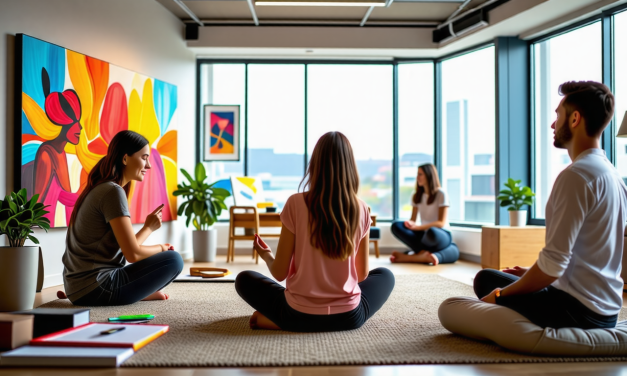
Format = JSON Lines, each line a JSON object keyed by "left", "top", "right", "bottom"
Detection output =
{"left": 440, "top": 46, "right": 496, "bottom": 225}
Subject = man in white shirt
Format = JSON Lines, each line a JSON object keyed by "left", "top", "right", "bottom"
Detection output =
{"left": 475, "top": 81, "right": 627, "bottom": 329}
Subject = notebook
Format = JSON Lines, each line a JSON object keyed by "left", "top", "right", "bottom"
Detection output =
{"left": 30, "top": 323, "right": 169, "bottom": 351}
{"left": 0, "top": 346, "right": 134, "bottom": 367}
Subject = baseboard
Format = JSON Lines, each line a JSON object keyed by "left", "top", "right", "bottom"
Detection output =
{"left": 42, "top": 273, "right": 63, "bottom": 289}
{"left": 215, "top": 247, "right": 482, "bottom": 265}
{"left": 179, "top": 250, "right": 193, "bottom": 261}
{"left": 459, "top": 252, "right": 481, "bottom": 264}
{"left": 216, "top": 246, "right": 403, "bottom": 256}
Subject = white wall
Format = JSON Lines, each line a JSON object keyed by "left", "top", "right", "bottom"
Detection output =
{"left": 0, "top": 0, "right": 196, "bottom": 288}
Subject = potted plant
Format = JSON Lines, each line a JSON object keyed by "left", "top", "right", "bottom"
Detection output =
{"left": 173, "top": 163, "right": 230, "bottom": 262}
{"left": 497, "top": 178, "right": 535, "bottom": 227}
{"left": 0, "top": 189, "right": 50, "bottom": 311}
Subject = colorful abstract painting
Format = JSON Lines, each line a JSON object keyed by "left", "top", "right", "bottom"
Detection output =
{"left": 203, "top": 105, "right": 239, "bottom": 161}
{"left": 15, "top": 34, "right": 178, "bottom": 227}
{"left": 230, "top": 176, "right": 265, "bottom": 206}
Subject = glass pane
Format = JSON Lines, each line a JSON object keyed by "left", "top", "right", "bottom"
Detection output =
{"left": 307, "top": 65, "right": 394, "bottom": 219}
{"left": 200, "top": 64, "right": 246, "bottom": 218}
{"left": 247, "top": 65, "right": 305, "bottom": 211}
{"left": 533, "top": 22, "right": 602, "bottom": 218}
{"left": 614, "top": 12, "right": 627, "bottom": 185}
{"left": 398, "top": 62, "right": 435, "bottom": 220}
{"left": 441, "top": 46, "right": 496, "bottom": 225}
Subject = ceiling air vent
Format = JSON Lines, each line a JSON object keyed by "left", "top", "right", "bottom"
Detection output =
{"left": 433, "top": 8, "right": 488, "bottom": 44}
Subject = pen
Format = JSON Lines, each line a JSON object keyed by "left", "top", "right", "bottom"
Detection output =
{"left": 100, "top": 327, "right": 126, "bottom": 335}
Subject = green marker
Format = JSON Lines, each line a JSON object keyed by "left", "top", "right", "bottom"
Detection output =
{"left": 108, "top": 314, "right": 155, "bottom": 321}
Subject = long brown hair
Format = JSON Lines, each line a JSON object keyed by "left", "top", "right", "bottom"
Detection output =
{"left": 299, "top": 132, "right": 361, "bottom": 260}
{"left": 69, "top": 130, "right": 149, "bottom": 226}
{"left": 412, "top": 163, "right": 441, "bottom": 206}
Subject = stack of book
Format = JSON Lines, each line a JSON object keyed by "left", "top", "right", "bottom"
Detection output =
{"left": 0, "top": 309, "right": 168, "bottom": 367}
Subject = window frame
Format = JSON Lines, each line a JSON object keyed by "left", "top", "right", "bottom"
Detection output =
{"left": 196, "top": 43, "right": 506, "bottom": 228}
{"left": 528, "top": 7, "right": 621, "bottom": 225}
{"left": 196, "top": 58, "right": 433, "bottom": 223}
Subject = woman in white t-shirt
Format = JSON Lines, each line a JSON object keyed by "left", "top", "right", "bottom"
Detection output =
{"left": 390, "top": 163, "right": 459, "bottom": 265}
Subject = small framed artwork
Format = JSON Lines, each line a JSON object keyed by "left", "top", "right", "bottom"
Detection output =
{"left": 203, "top": 105, "right": 240, "bottom": 161}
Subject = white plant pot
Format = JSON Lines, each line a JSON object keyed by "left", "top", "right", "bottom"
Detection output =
{"left": 509, "top": 210, "right": 527, "bottom": 227}
{"left": 0, "top": 246, "right": 39, "bottom": 311}
{"left": 192, "top": 229, "right": 217, "bottom": 262}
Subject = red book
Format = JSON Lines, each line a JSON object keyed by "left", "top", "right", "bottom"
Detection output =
{"left": 30, "top": 323, "right": 169, "bottom": 351}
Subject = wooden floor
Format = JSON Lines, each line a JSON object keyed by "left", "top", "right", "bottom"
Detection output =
{"left": 6, "top": 255, "right": 627, "bottom": 375}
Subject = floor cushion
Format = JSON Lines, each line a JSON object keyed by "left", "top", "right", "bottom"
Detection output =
{"left": 438, "top": 296, "right": 627, "bottom": 356}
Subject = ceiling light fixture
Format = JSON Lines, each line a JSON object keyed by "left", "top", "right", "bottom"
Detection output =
{"left": 255, "top": 0, "right": 386, "bottom": 6}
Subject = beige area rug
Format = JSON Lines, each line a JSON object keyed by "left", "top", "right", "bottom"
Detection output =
{"left": 38, "top": 275, "right": 627, "bottom": 366}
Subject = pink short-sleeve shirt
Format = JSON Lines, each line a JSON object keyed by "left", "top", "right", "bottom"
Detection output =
{"left": 280, "top": 193, "right": 371, "bottom": 315}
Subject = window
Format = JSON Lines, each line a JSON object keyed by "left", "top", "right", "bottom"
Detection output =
{"left": 307, "top": 65, "right": 394, "bottom": 219}
{"left": 532, "top": 22, "right": 602, "bottom": 219}
{"left": 614, "top": 11, "right": 627, "bottom": 184}
{"left": 199, "top": 64, "right": 246, "bottom": 217}
{"left": 440, "top": 46, "right": 496, "bottom": 224}
{"left": 397, "top": 62, "right": 435, "bottom": 220}
{"left": 471, "top": 175, "right": 495, "bottom": 196}
{"left": 247, "top": 65, "right": 305, "bottom": 211}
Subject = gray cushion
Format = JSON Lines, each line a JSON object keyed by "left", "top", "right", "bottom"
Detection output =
{"left": 438, "top": 296, "right": 627, "bottom": 356}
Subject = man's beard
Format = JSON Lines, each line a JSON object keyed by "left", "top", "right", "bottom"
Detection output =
{"left": 553, "top": 117, "right": 573, "bottom": 149}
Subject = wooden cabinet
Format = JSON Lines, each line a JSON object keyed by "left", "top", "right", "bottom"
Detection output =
{"left": 481, "top": 226, "right": 546, "bottom": 270}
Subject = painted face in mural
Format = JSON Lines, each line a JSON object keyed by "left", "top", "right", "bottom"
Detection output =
{"left": 43, "top": 68, "right": 83, "bottom": 146}
{"left": 123, "top": 144, "right": 152, "bottom": 183}
{"left": 62, "top": 121, "right": 82, "bottom": 145}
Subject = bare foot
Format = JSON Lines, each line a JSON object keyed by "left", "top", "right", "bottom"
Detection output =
{"left": 142, "top": 291, "right": 169, "bottom": 301}
{"left": 391, "top": 250, "right": 439, "bottom": 265}
{"left": 390, "top": 251, "right": 402, "bottom": 263}
{"left": 249, "top": 311, "right": 280, "bottom": 330}
{"left": 57, "top": 291, "right": 67, "bottom": 299}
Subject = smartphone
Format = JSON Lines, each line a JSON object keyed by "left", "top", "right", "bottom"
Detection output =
{"left": 108, "top": 314, "right": 155, "bottom": 322}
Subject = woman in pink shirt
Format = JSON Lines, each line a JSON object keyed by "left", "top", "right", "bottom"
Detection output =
{"left": 235, "top": 132, "right": 395, "bottom": 331}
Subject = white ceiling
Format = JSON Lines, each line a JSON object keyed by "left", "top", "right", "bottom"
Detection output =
{"left": 155, "top": 0, "right": 627, "bottom": 58}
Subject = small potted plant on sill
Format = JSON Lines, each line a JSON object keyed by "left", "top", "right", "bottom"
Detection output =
{"left": 0, "top": 189, "right": 50, "bottom": 311}
{"left": 497, "top": 178, "right": 535, "bottom": 227}
{"left": 174, "top": 163, "right": 230, "bottom": 262}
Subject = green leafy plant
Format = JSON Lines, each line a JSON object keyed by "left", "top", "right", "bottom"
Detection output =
{"left": 173, "top": 163, "right": 231, "bottom": 231}
{"left": 0, "top": 189, "right": 50, "bottom": 247}
{"left": 498, "top": 178, "right": 535, "bottom": 211}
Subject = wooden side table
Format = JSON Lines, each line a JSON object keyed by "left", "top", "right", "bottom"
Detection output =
{"left": 481, "top": 225, "right": 546, "bottom": 270}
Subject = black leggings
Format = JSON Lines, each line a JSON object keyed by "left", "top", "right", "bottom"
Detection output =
{"left": 390, "top": 221, "right": 459, "bottom": 264}
{"left": 73, "top": 251, "right": 184, "bottom": 306}
{"left": 235, "top": 268, "right": 395, "bottom": 332}
{"left": 474, "top": 269, "right": 617, "bottom": 329}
